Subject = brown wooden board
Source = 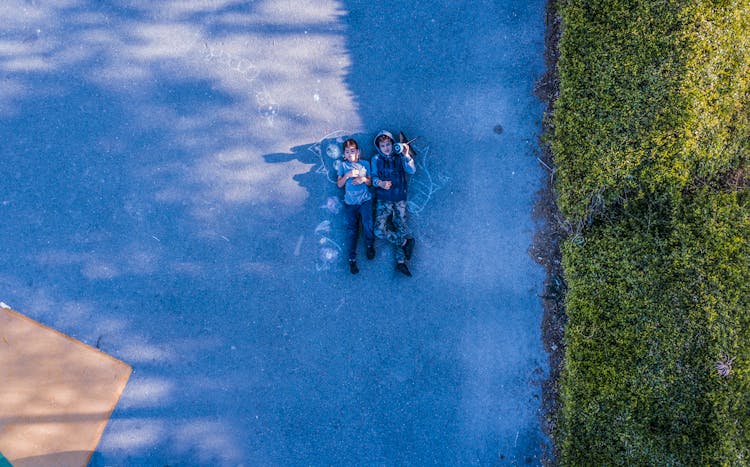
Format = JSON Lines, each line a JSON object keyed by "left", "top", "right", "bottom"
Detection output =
{"left": 0, "top": 307, "right": 131, "bottom": 467}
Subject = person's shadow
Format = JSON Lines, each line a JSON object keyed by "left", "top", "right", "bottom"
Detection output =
{"left": 263, "top": 131, "right": 374, "bottom": 273}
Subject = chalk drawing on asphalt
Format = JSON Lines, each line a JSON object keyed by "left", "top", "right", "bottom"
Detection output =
{"left": 310, "top": 133, "right": 449, "bottom": 217}
{"left": 307, "top": 131, "right": 349, "bottom": 272}
{"left": 316, "top": 236, "right": 342, "bottom": 272}
{"left": 308, "top": 131, "right": 449, "bottom": 270}
{"left": 189, "top": 38, "right": 279, "bottom": 126}
{"left": 309, "top": 130, "right": 350, "bottom": 184}
{"left": 314, "top": 220, "right": 331, "bottom": 235}
{"left": 406, "top": 142, "right": 448, "bottom": 216}
{"left": 320, "top": 196, "right": 341, "bottom": 215}
{"left": 294, "top": 234, "right": 304, "bottom": 256}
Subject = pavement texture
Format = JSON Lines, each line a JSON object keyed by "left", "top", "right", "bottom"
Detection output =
{"left": 0, "top": 0, "right": 549, "bottom": 464}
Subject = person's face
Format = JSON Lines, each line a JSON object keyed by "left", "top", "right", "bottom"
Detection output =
{"left": 378, "top": 139, "right": 393, "bottom": 155}
{"left": 344, "top": 146, "right": 359, "bottom": 162}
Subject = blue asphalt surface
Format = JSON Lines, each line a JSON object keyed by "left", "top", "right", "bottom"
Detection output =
{"left": 1, "top": 1, "right": 549, "bottom": 464}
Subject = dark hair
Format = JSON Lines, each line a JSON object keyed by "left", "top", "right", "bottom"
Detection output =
{"left": 375, "top": 134, "right": 393, "bottom": 145}
{"left": 343, "top": 138, "right": 359, "bottom": 150}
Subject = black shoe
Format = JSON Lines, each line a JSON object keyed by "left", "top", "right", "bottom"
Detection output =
{"left": 403, "top": 238, "right": 415, "bottom": 260}
{"left": 366, "top": 245, "right": 376, "bottom": 260}
{"left": 396, "top": 262, "right": 412, "bottom": 277}
{"left": 349, "top": 261, "right": 359, "bottom": 275}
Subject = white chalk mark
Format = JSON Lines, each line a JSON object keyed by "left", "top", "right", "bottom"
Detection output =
{"left": 192, "top": 39, "right": 279, "bottom": 125}
{"left": 325, "top": 143, "right": 341, "bottom": 160}
{"left": 315, "top": 236, "right": 344, "bottom": 272}
{"left": 308, "top": 130, "right": 359, "bottom": 271}
{"left": 151, "top": 235, "right": 161, "bottom": 242}
{"left": 308, "top": 130, "right": 350, "bottom": 184}
{"left": 320, "top": 196, "right": 341, "bottom": 214}
{"left": 310, "top": 135, "right": 447, "bottom": 216}
{"left": 406, "top": 143, "right": 447, "bottom": 216}
{"left": 320, "top": 248, "right": 338, "bottom": 261}
{"left": 315, "top": 246, "right": 339, "bottom": 271}
{"left": 294, "top": 235, "right": 304, "bottom": 256}
{"left": 319, "top": 236, "right": 342, "bottom": 252}
{"left": 314, "top": 220, "right": 331, "bottom": 235}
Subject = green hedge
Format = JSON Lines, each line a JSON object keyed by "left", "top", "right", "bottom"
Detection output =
{"left": 552, "top": 0, "right": 749, "bottom": 220}
{"left": 559, "top": 191, "right": 750, "bottom": 463}
{"left": 551, "top": 0, "right": 750, "bottom": 463}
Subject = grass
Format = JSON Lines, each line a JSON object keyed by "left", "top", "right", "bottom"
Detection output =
{"left": 549, "top": 0, "right": 750, "bottom": 463}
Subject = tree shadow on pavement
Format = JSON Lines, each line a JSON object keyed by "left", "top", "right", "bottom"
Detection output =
{"left": 0, "top": 0, "right": 549, "bottom": 464}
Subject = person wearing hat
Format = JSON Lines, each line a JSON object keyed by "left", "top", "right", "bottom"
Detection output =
{"left": 371, "top": 130, "right": 416, "bottom": 276}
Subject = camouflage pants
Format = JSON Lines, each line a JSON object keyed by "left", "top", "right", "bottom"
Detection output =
{"left": 375, "top": 199, "right": 410, "bottom": 262}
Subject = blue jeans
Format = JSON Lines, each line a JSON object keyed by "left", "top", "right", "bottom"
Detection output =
{"left": 344, "top": 199, "right": 374, "bottom": 261}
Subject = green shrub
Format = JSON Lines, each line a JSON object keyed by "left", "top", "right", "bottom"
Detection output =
{"left": 551, "top": 0, "right": 750, "bottom": 463}
{"left": 552, "top": 0, "right": 750, "bottom": 221}
{"left": 559, "top": 191, "right": 750, "bottom": 463}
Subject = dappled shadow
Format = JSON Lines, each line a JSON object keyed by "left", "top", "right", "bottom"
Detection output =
{"left": 2, "top": 1, "right": 362, "bottom": 464}
{"left": 0, "top": 0, "right": 549, "bottom": 464}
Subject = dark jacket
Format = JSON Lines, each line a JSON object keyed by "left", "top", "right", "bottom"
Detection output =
{"left": 371, "top": 130, "right": 416, "bottom": 202}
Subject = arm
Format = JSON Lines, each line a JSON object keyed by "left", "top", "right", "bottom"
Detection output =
{"left": 401, "top": 145, "right": 416, "bottom": 175}
{"left": 370, "top": 155, "right": 382, "bottom": 187}
{"left": 358, "top": 160, "right": 372, "bottom": 186}
{"left": 345, "top": 173, "right": 370, "bottom": 186}
{"left": 337, "top": 165, "right": 369, "bottom": 187}
{"left": 336, "top": 163, "right": 351, "bottom": 188}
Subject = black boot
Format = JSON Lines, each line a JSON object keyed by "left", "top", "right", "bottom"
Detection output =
{"left": 366, "top": 245, "right": 376, "bottom": 260}
{"left": 349, "top": 260, "right": 359, "bottom": 274}
{"left": 396, "top": 262, "right": 412, "bottom": 277}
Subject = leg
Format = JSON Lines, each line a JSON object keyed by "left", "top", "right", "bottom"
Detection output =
{"left": 360, "top": 199, "right": 375, "bottom": 249}
{"left": 391, "top": 200, "right": 410, "bottom": 263}
{"left": 360, "top": 199, "right": 376, "bottom": 260}
{"left": 344, "top": 203, "right": 359, "bottom": 261}
{"left": 375, "top": 200, "right": 400, "bottom": 245}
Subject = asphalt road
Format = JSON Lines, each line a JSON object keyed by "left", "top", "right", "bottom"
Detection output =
{"left": 0, "top": 1, "right": 548, "bottom": 464}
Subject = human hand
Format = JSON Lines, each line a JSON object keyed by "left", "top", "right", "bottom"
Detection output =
{"left": 380, "top": 180, "right": 392, "bottom": 190}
